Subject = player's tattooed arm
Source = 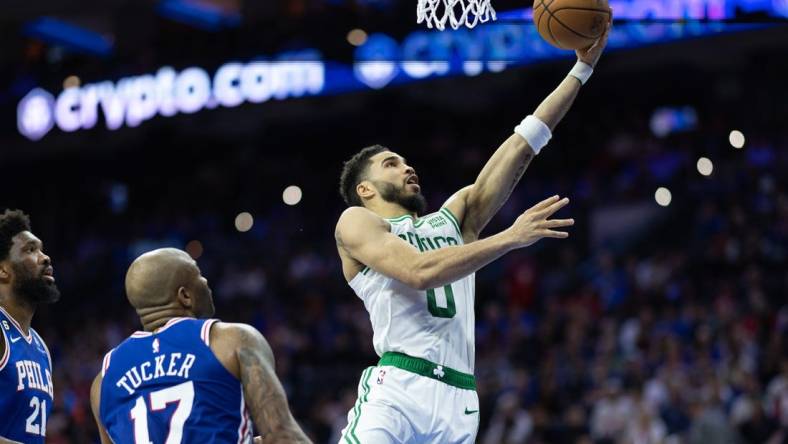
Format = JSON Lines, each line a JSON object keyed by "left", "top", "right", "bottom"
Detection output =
{"left": 447, "top": 37, "right": 606, "bottom": 241}
{"left": 444, "top": 134, "right": 536, "bottom": 242}
{"left": 232, "top": 324, "right": 311, "bottom": 443}
{"left": 89, "top": 373, "right": 114, "bottom": 444}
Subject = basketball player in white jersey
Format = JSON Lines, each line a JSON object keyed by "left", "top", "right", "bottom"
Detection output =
{"left": 333, "top": 22, "right": 611, "bottom": 444}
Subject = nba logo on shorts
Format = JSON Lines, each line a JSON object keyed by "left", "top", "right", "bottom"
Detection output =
{"left": 377, "top": 369, "right": 386, "bottom": 385}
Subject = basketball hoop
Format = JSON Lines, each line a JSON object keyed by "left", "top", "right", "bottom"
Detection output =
{"left": 417, "top": 0, "right": 497, "bottom": 31}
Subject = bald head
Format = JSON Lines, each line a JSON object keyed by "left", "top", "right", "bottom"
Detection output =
{"left": 125, "top": 248, "right": 201, "bottom": 310}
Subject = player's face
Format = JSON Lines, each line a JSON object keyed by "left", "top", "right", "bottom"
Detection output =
{"left": 367, "top": 151, "right": 427, "bottom": 214}
{"left": 8, "top": 231, "right": 60, "bottom": 304}
{"left": 189, "top": 264, "right": 215, "bottom": 318}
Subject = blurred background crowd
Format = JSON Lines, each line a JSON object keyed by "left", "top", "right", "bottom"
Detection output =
{"left": 2, "top": 1, "right": 787, "bottom": 443}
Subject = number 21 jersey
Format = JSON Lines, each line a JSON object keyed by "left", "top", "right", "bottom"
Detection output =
{"left": 100, "top": 318, "right": 253, "bottom": 443}
{"left": 0, "top": 307, "right": 53, "bottom": 444}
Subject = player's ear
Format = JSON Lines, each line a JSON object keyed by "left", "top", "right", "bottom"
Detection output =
{"left": 0, "top": 261, "right": 10, "bottom": 283}
{"left": 357, "top": 180, "right": 376, "bottom": 201}
{"left": 176, "top": 286, "right": 193, "bottom": 309}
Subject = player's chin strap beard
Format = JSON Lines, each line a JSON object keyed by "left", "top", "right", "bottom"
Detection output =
{"left": 374, "top": 180, "right": 428, "bottom": 214}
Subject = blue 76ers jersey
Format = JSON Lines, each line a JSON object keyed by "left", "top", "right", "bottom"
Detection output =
{"left": 0, "top": 307, "right": 54, "bottom": 444}
{"left": 100, "top": 318, "right": 253, "bottom": 444}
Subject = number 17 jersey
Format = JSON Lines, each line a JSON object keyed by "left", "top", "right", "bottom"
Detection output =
{"left": 99, "top": 318, "right": 253, "bottom": 444}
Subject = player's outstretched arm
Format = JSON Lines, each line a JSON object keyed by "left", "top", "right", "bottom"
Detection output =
{"left": 211, "top": 323, "right": 311, "bottom": 444}
{"left": 89, "top": 374, "right": 115, "bottom": 444}
{"left": 336, "top": 196, "right": 572, "bottom": 289}
{"left": 445, "top": 20, "right": 612, "bottom": 242}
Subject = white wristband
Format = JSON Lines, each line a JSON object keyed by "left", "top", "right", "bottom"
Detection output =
{"left": 569, "top": 61, "right": 593, "bottom": 85}
{"left": 514, "top": 115, "right": 552, "bottom": 155}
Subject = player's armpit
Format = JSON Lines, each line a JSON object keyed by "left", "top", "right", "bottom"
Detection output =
{"left": 230, "top": 324, "right": 311, "bottom": 444}
{"left": 89, "top": 374, "right": 114, "bottom": 444}
{"left": 335, "top": 206, "right": 426, "bottom": 287}
{"left": 442, "top": 186, "right": 473, "bottom": 242}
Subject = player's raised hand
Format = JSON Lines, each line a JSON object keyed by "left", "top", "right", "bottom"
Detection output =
{"left": 506, "top": 195, "right": 574, "bottom": 248}
{"left": 576, "top": 10, "right": 613, "bottom": 67}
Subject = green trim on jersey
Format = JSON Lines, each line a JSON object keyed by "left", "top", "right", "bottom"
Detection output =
{"left": 440, "top": 208, "right": 462, "bottom": 237}
{"left": 385, "top": 214, "right": 412, "bottom": 223}
{"left": 385, "top": 211, "right": 439, "bottom": 227}
{"left": 361, "top": 266, "right": 370, "bottom": 275}
{"left": 379, "top": 351, "right": 476, "bottom": 390}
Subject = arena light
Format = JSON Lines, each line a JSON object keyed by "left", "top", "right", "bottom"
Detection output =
{"left": 23, "top": 17, "right": 113, "bottom": 57}
{"left": 157, "top": 0, "right": 241, "bottom": 31}
{"left": 696, "top": 157, "right": 713, "bottom": 176}
{"left": 729, "top": 130, "right": 745, "bottom": 149}
{"left": 185, "top": 240, "right": 204, "bottom": 259}
{"left": 497, "top": 0, "right": 788, "bottom": 20}
{"left": 282, "top": 186, "right": 303, "bottom": 206}
{"left": 234, "top": 212, "right": 254, "bottom": 232}
{"left": 63, "top": 76, "right": 81, "bottom": 89}
{"left": 649, "top": 106, "right": 698, "bottom": 138}
{"left": 655, "top": 187, "right": 672, "bottom": 207}
{"left": 347, "top": 29, "right": 368, "bottom": 47}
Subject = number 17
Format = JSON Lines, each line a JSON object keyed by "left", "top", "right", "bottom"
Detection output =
{"left": 129, "top": 381, "right": 195, "bottom": 444}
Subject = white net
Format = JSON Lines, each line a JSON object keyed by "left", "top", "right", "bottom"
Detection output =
{"left": 417, "top": 0, "right": 497, "bottom": 31}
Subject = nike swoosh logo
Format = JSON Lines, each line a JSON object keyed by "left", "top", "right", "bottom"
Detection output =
{"left": 9, "top": 336, "right": 21, "bottom": 343}
{"left": 464, "top": 408, "right": 478, "bottom": 415}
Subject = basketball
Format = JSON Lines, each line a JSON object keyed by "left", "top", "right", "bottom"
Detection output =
{"left": 534, "top": 0, "right": 611, "bottom": 50}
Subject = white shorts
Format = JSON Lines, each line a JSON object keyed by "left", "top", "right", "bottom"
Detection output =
{"left": 339, "top": 365, "right": 480, "bottom": 444}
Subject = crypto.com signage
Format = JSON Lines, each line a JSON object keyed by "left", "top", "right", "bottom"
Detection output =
{"left": 17, "top": 61, "right": 325, "bottom": 141}
{"left": 18, "top": 0, "right": 783, "bottom": 141}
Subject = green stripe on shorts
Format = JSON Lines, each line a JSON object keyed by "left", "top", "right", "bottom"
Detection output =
{"left": 346, "top": 367, "right": 373, "bottom": 444}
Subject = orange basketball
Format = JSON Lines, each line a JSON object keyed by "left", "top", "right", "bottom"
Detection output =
{"left": 533, "top": 0, "right": 611, "bottom": 50}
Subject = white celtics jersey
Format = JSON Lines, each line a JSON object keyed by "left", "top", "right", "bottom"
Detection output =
{"left": 349, "top": 208, "right": 476, "bottom": 374}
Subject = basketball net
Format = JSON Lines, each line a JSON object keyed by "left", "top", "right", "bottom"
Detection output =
{"left": 417, "top": 0, "right": 497, "bottom": 30}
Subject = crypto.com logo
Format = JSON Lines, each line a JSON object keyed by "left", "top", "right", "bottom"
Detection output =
{"left": 17, "top": 89, "right": 56, "bottom": 142}
{"left": 17, "top": 60, "right": 325, "bottom": 141}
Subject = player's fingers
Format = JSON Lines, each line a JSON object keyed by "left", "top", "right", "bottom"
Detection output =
{"left": 538, "top": 197, "right": 570, "bottom": 218}
{"left": 541, "top": 218, "right": 574, "bottom": 228}
{"left": 529, "top": 195, "right": 561, "bottom": 212}
{"left": 540, "top": 229, "right": 569, "bottom": 239}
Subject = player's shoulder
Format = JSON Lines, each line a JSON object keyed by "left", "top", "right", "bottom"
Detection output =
{"left": 337, "top": 206, "right": 383, "bottom": 224}
{"left": 336, "top": 206, "right": 388, "bottom": 234}
{"left": 210, "top": 321, "right": 256, "bottom": 336}
{"left": 209, "top": 322, "right": 273, "bottom": 363}
{"left": 210, "top": 322, "right": 267, "bottom": 347}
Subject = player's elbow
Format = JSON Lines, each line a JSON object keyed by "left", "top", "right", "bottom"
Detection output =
{"left": 407, "top": 268, "right": 436, "bottom": 291}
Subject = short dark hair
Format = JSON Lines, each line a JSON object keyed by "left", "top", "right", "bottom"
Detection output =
{"left": 0, "top": 209, "right": 31, "bottom": 262}
{"left": 339, "top": 144, "right": 389, "bottom": 207}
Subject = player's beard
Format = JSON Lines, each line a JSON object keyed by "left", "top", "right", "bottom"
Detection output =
{"left": 193, "top": 286, "right": 216, "bottom": 319}
{"left": 374, "top": 181, "right": 427, "bottom": 215}
{"left": 12, "top": 262, "right": 61, "bottom": 305}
